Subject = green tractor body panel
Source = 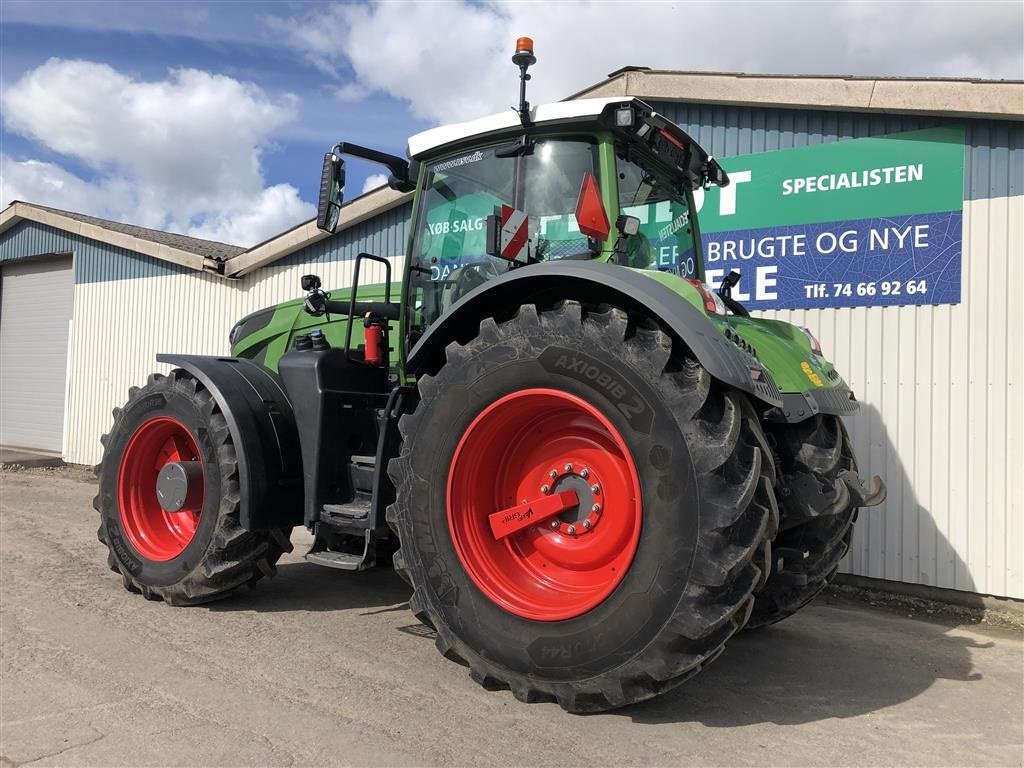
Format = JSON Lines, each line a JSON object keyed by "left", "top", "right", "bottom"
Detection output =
{"left": 231, "top": 282, "right": 398, "bottom": 371}
{"left": 724, "top": 314, "right": 841, "bottom": 393}
{"left": 233, "top": 269, "right": 844, "bottom": 400}
{"left": 663, "top": 273, "right": 842, "bottom": 394}
{"left": 627, "top": 267, "right": 847, "bottom": 397}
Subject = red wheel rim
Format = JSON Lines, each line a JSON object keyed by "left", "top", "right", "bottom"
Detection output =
{"left": 117, "top": 416, "right": 204, "bottom": 561}
{"left": 447, "top": 389, "right": 642, "bottom": 621}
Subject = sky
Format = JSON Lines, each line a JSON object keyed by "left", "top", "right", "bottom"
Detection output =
{"left": 1, "top": 1, "right": 1021, "bottom": 247}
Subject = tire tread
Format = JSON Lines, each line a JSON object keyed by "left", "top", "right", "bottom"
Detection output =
{"left": 387, "top": 301, "right": 776, "bottom": 712}
{"left": 95, "top": 370, "right": 291, "bottom": 606}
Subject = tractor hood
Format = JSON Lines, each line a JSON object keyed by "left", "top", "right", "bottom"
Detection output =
{"left": 719, "top": 313, "right": 859, "bottom": 422}
{"left": 720, "top": 315, "right": 843, "bottom": 393}
{"left": 230, "top": 282, "right": 396, "bottom": 371}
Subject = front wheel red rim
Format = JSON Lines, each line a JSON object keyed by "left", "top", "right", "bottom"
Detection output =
{"left": 118, "top": 416, "right": 204, "bottom": 561}
{"left": 447, "top": 389, "right": 642, "bottom": 621}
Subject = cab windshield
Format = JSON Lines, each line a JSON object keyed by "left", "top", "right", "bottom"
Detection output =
{"left": 406, "top": 138, "right": 601, "bottom": 341}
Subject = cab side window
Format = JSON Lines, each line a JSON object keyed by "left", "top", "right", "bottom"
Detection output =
{"left": 616, "top": 149, "right": 697, "bottom": 277}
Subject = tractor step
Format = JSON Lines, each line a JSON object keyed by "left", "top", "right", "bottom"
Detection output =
{"left": 305, "top": 528, "right": 376, "bottom": 571}
{"left": 305, "top": 549, "right": 369, "bottom": 570}
{"left": 322, "top": 498, "right": 371, "bottom": 522}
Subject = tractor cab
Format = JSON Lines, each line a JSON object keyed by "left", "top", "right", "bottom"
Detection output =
{"left": 399, "top": 96, "right": 729, "bottom": 347}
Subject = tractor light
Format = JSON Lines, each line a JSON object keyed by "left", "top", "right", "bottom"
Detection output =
{"left": 686, "top": 279, "right": 725, "bottom": 315}
{"left": 800, "top": 326, "right": 823, "bottom": 355}
{"left": 513, "top": 36, "right": 536, "bottom": 66}
{"left": 615, "top": 106, "right": 635, "bottom": 128}
{"left": 616, "top": 214, "right": 640, "bottom": 236}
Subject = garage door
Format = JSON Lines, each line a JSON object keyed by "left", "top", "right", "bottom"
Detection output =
{"left": 1, "top": 256, "right": 74, "bottom": 453}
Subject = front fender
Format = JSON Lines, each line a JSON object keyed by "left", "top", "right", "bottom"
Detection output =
{"left": 406, "top": 261, "right": 783, "bottom": 409}
{"left": 156, "top": 354, "right": 303, "bottom": 530}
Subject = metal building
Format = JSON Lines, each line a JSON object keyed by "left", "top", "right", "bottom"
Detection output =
{"left": 1, "top": 72, "right": 1020, "bottom": 601}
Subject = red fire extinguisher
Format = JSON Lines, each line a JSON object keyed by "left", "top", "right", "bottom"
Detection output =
{"left": 362, "top": 312, "right": 385, "bottom": 366}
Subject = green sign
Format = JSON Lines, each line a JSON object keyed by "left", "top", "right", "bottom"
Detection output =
{"left": 695, "top": 126, "right": 965, "bottom": 232}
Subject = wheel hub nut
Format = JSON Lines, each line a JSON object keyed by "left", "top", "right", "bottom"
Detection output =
{"left": 540, "top": 461, "right": 604, "bottom": 536}
{"left": 155, "top": 460, "right": 203, "bottom": 512}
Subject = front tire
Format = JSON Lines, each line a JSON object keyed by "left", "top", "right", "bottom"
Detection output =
{"left": 748, "top": 415, "right": 860, "bottom": 627}
{"left": 95, "top": 370, "right": 292, "bottom": 605}
{"left": 387, "top": 302, "right": 776, "bottom": 712}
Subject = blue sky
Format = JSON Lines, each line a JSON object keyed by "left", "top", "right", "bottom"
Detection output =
{"left": 2, "top": 0, "right": 1021, "bottom": 246}
{"left": 1, "top": 9, "right": 425, "bottom": 197}
{"left": 1, "top": 1, "right": 434, "bottom": 241}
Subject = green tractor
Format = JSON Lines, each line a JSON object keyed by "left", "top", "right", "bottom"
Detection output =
{"left": 95, "top": 39, "right": 884, "bottom": 713}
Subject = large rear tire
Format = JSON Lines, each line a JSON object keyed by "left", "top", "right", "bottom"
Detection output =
{"left": 748, "top": 414, "right": 859, "bottom": 627}
{"left": 94, "top": 370, "right": 292, "bottom": 605}
{"left": 387, "top": 301, "right": 777, "bottom": 712}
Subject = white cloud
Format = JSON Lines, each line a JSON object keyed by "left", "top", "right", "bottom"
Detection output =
{"left": 334, "top": 82, "right": 372, "bottom": 102}
{"left": 187, "top": 184, "right": 314, "bottom": 246}
{"left": 1, "top": 59, "right": 314, "bottom": 246}
{"left": 1, "top": 156, "right": 133, "bottom": 219}
{"left": 361, "top": 173, "right": 389, "bottom": 194}
{"left": 268, "top": 1, "right": 1024, "bottom": 124}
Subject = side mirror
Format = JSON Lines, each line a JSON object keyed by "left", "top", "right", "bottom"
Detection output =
{"left": 316, "top": 152, "right": 345, "bottom": 233}
{"left": 705, "top": 157, "right": 729, "bottom": 188}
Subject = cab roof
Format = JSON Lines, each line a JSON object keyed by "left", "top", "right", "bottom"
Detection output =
{"left": 407, "top": 96, "right": 637, "bottom": 160}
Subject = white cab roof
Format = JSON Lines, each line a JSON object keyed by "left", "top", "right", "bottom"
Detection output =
{"left": 406, "top": 96, "right": 636, "bottom": 160}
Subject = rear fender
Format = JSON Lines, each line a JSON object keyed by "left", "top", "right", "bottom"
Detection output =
{"left": 156, "top": 354, "right": 303, "bottom": 530}
{"left": 406, "top": 260, "right": 783, "bottom": 409}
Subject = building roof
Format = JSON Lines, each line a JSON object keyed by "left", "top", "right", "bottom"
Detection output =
{"left": 224, "top": 185, "right": 411, "bottom": 276}
{"left": 568, "top": 68, "right": 1024, "bottom": 121}
{"left": 0, "top": 201, "right": 243, "bottom": 274}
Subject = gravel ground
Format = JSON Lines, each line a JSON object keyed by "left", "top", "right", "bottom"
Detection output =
{"left": 2, "top": 467, "right": 1022, "bottom": 767}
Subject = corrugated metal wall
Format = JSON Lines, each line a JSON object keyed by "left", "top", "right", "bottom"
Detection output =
{"left": 2, "top": 107, "right": 1020, "bottom": 599}
{"left": 756, "top": 195, "right": 1022, "bottom": 599}
{"left": 649, "top": 103, "right": 1023, "bottom": 599}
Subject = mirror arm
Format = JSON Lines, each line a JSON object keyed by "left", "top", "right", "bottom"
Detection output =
{"left": 335, "top": 141, "right": 413, "bottom": 187}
